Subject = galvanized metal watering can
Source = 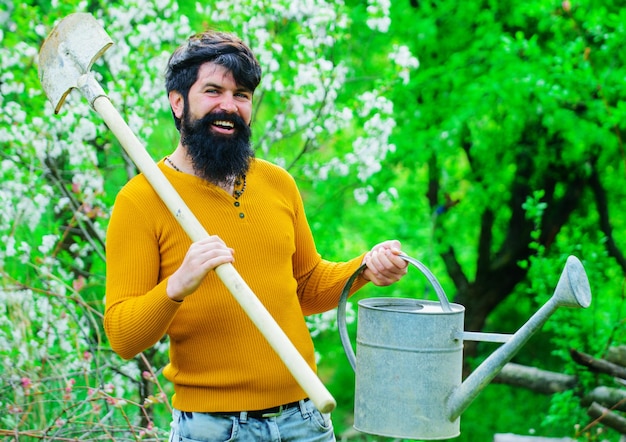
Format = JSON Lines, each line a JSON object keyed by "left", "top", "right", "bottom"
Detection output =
{"left": 337, "top": 255, "right": 591, "bottom": 440}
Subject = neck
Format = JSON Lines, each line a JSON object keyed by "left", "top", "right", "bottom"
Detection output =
{"left": 165, "top": 146, "right": 244, "bottom": 195}
{"left": 218, "top": 178, "right": 235, "bottom": 194}
{"left": 165, "top": 145, "right": 194, "bottom": 175}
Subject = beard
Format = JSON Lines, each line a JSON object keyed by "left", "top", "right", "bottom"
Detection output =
{"left": 180, "top": 110, "right": 254, "bottom": 185}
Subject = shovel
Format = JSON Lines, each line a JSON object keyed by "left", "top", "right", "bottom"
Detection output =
{"left": 38, "top": 12, "right": 336, "bottom": 413}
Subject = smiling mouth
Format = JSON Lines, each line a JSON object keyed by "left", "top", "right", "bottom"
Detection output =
{"left": 213, "top": 120, "right": 235, "bottom": 130}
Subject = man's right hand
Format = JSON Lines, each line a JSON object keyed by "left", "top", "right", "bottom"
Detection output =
{"left": 166, "top": 235, "right": 235, "bottom": 302}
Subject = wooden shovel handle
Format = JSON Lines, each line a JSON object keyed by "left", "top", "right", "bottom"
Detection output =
{"left": 93, "top": 94, "right": 336, "bottom": 413}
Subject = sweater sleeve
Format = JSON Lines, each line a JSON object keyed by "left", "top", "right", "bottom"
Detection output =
{"left": 103, "top": 188, "right": 182, "bottom": 360}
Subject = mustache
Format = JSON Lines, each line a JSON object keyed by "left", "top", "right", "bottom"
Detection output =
{"left": 200, "top": 111, "right": 249, "bottom": 133}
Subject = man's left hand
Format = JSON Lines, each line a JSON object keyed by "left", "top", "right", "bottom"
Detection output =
{"left": 361, "top": 240, "right": 408, "bottom": 286}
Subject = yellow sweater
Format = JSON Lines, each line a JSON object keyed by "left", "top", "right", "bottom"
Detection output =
{"left": 104, "top": 158, "right": 367, "bottom": 412}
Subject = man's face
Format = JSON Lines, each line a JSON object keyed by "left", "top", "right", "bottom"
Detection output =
{"left": 185, "top": 62, "right": 253, "bottom": 127}
{"left": 176, "top": 62, "right": 255, "bottom": 184}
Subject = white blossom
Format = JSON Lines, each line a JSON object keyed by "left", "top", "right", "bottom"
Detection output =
{"left": 377, "top": 188, "right": 398, "bottom": 211}
{"left": 354, "top": 186, "right": 373, "bottom": 205}
{"left": 366, "top": 0, "right": 391, "bottom": 32}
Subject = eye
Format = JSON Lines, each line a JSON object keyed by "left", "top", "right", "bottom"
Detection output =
{"left": 235, "top": 91, "right": 252, "bottom": 100}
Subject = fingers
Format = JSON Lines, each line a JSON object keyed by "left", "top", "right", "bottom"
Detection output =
{"left": 167, "top": 236, "right": 234, "bottom": 301}
{"left": 187, "top": 236, "right": 235, "bottom": 270}
{"left": 362, "top": 240, "right": 408, "bottom": 286}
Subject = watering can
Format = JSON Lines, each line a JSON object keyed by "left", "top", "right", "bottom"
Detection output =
{"left": 337, "top": 255, "right": 591, "bottom": 440}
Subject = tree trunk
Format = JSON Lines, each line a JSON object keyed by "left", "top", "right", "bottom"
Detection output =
{"left": 583, "top": 387, "right": 626, "bottom": 412}
{"left": 588, "top": 402, "right": 626, "bottom": 434}
{"left": 493, "top": 363, "right": 577, "bottom": 394}
{"left": 570, "top": 349, "right": 626, "bottom": 380}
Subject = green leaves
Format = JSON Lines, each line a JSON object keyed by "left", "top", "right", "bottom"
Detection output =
{"left": 2, "top": 0, "right": 626, "bottom": 439}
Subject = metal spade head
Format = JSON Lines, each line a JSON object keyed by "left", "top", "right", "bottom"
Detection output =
{"left": 38, "top": 12, "right": 113, "bottom": 114}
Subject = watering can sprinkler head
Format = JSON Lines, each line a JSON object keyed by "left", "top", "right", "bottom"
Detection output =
{"left": 337, "top": 255, "right": 591, "bottom": 440}
{"left": 553, "top": 255, "right": 591, "bottom": 308}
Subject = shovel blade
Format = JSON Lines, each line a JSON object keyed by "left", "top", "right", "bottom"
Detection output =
{"left": 38, "top": 12, "right": 113, "bottom": 114}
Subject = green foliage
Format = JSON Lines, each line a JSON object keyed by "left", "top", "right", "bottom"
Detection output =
{"left": 2, "top": 0, "right": 626, "bottom": 440}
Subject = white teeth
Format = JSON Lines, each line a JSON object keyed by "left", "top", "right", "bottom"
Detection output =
{"left": 214, "top": 120, "right": 234, "bottom": 128}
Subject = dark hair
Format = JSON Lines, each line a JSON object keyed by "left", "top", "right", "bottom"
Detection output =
{"left": 165, "top": 31, "right": 262, "bottom": 130}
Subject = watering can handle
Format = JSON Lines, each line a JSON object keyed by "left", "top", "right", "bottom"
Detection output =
{"left": 337, "top": 254, "right": 452, "bottom": 371}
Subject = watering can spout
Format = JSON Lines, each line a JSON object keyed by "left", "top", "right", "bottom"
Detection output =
{"left": 446, "top": 255, "right": 592, "bottom": 421}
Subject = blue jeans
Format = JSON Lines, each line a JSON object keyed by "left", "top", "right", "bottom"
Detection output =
{"left": 169, "top": 399, "right": 336, "bottom": 442}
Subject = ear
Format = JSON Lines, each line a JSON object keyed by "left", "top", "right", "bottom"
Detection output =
{"left": 169, "top": 91, "right": 185, "bottom": 120}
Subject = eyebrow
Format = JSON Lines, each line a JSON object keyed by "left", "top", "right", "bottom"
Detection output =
{"left": 200, "top": 81, "right": 223, "bottom": 90}
{"left": 200, "top": 81, "right": 252, "bottom": 94}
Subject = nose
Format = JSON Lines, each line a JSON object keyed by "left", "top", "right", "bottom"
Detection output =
{"left": 219, "top": 94, "right": 238, "bottom": 114}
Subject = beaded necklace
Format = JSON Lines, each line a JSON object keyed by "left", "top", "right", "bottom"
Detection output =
{"left": 165, "top": 156, "right": 246, "bottom": 199}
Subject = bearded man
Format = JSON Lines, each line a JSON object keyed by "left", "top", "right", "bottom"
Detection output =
{"left": 104, "top": 30, "right": 407, "bottom": 441}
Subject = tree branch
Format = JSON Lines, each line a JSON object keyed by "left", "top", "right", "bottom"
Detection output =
{"left": 586, "top": 402, "right": 626, "bottom": 435}
{"left": 441, "top": 246, "right": 469, "bottom": 293}
{"left": 570, "top": 349, "right": 626, "bottom": 380}
{"left": 476, "top": 208, "right": 494, "bottom": 279}
{"left": 588, "top": 165, "right": 626, "bottom": 272}
{"left": 583, "top": 387, "right": 626, "bottom": 413}
{"left": 493, "top": 362, "right": 577, "bottom": 394}
{"left": 539, "top": 170, "right": 586, "bottom": 249}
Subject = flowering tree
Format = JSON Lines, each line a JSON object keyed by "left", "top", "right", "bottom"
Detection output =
{"left": 0, "top": 0, "right": 415, "bottom": 438}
